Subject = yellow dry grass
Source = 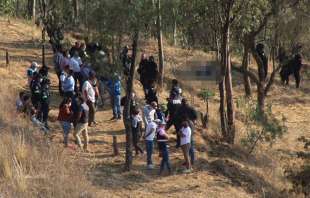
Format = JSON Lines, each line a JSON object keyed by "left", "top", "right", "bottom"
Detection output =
{"left": 0, "top": 17, "right": 309, "bottom": 198}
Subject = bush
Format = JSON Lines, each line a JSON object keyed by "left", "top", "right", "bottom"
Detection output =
{"left": 237, "top": 97, "right": 288, "bottom": 153}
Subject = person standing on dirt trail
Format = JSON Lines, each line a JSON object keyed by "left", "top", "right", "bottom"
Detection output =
{"left": 143, "top": 101, "right": 157, "bottom": 128}
{"left": 157, "top": 120, "right": 171, "bottom": 175}
{"left": 131, "top": 107, "right": 144, "bottom": 156}
{"left": 61, "top": 66, "right": 75, "bottom": 99}
{"left": 165, "top": 92, "right": 182, "bottom": 147}
{"left": 61, "top": 50, "right": 71, "bottom": 72}
{"left": 113, "top": 75, "right": 122, "bottom": 120}
{"left": 30, "top": 72, "right": 42, "bottom": 110}
{"left": 27, "top": 62, "right": 39, "bottom": 86}
{"left": 174, "top": 98, "right": 197, "bottom": 164}
{"left": 82, "top": 72, "right": 96, "bottom": 127}
{"left": 70, "top": 41, "right": 81, "bottom": 57}
{"left": 145, "top": 56, "right": 159, "bottom": 88}
{"left": 73, "top": 96, "right": 90, "bottom": 152}
{"left": 170, "top": 79, "right": 182, "bottom": 99}
{"left": 145, "top": 83, "right": 158, "bottom": 104}
{"left": 120, "top": 45, "right": 131, "bottom": 76}
{"left": 137, "top": 53, "right": 149, "bottom": 93}
{"left": 38, "top": 70, "right": 51, "bottom": 130}
{"left": 145, "top": 119, "right": 160, "bottom": 169}
{"left": 180, "top": 120, "right": 192, "bottom": 173}
{"left": 54, "top": 45, "right": 64, "bottom": 95}
{"left": 57, "top": 97, "right": 73, "bottom": 147}
{"left": 70, "top": 51, "right": 82, "bottom": 92}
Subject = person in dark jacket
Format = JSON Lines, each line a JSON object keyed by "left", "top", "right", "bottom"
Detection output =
{"left": 137, "top": 53, "right": 149, "bottom": 93}
{"left": 120, "top": 46, "right": 131, "bottom": 76}
{"left": 145, "top": 56, "right": 158, "bottom": 89}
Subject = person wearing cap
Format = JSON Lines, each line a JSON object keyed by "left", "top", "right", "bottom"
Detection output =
{"left": 157, "top": 120, "right": 171, "bottom": 175}
{"left": 82, "top": 72, "right": 96, "bottom": 126}
{"left": 27, "top": 62, "right": 39, "bottom": 86}
{"left": 144, "top": 119, "right": 160, "bottom": 169}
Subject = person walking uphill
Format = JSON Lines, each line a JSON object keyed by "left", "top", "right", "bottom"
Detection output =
{"left": 73, "top": 96, "right": 89, "bottom": 152}
{"left": 61, "top": 66, "right": 75, "bottom": 98}
{"left": 57, "top": 97, "right": 73, "bottom": 147}
{"left": 82, "top": 72, "right": 96, "bottom": 127}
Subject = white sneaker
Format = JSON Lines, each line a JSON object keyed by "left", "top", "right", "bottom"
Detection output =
{"left": 147, "top": 164, "right": 154, "bottom": 169}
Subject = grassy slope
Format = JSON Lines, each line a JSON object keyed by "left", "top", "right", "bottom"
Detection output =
{"left": 0, "top": 18, "right": 309, "bottom": 198}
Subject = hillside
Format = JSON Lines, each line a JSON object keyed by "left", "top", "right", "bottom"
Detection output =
{"left": 0, "top": 18, "right": 309, "bottom": 198}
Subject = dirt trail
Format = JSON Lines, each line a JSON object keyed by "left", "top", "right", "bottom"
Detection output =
{"left": 1, "top": 18, "right": 309, "bottom": 198}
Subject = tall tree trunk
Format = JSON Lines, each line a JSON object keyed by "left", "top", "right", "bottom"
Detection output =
{"left": 219, "top": 81, "right": 227, "bottom": 138}
{"left": 172, "top": 8, "right": 177, "bottom": 46}
{"left": 223, "top": 26, "right": 235, "bottom": 144}
{"left": 156, "top": 0, "right": 164, "bottom": 88}
{"left": 242, "top": 43, "right": 252, "bottom": 97}
{"left": 124, "top": 31, "right": 139, "bottom": 171}
{"left": 32, "top": 0, "right": 36, "bottom": 21}
{"left": 73, "top": 0, "right": 79, "bottom": 25}
{"left": 15, "top": 0, "right": 20, "bottom": 17}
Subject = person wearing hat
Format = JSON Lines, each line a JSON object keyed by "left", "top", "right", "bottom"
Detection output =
{"left": 27, "top": 61, "right": 39, "bottom": 86}
{"left": 157, "top": 119, "right": 171, "bottom": 175}
{"left": 144, "top": 119, "right": 160, "bottom": 169}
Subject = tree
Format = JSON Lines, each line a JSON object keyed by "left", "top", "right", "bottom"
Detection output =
{"left": 156, "top": 0, "right": 164, "bottom": 88}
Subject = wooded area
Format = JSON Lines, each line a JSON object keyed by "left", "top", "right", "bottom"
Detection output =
{"left": 0, "top": 0, "right": 309, "bottom": 196}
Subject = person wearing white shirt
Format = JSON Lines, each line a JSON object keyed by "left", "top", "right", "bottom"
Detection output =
{"left": 144, "top": 119, "right": 160, "bottom": 169}
{"left": 82, "top": 73, "right": 96, "bottom": 127}
{"left": 143, "top": 101, "right": 157, "bottom": 127}
{"left": 179, "top": 120, "right": 192, "bottom": 172}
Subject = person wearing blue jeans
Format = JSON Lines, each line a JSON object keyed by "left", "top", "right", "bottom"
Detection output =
{"left": 113, "top": 95, "right": 121, "bottom": 119}
{"left": 108, "top": 76, "right": 122, "bottom": 120}
{"left": 145, "top": 120, "right": 158, "bottom": 169}
{"left": 146, "top": 140, "right": 154, "bottom": 166}
{"left": 157, "top": 120, "right": 171, "bottom": 174}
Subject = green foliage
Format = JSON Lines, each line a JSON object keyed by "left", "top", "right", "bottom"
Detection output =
{"left": 237, "top": 97, "right": 287, "bottom": 153}
{"left": 0, "top": 0, "right": 15, "bottom": 16}
{"left": 198, "top": 88, "right": 215, "bottom": 102}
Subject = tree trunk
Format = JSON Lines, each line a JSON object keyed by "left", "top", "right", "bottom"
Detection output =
{"left": 15, "top": 0, "right": 20, "bottom": 17}
{"left": 123, "top": 31, "right": 139, "bottom": 171}
{"left": 32, "top": 0, "right": 36, "bottom": 22}
{"left": 223, "top": 26, "right": 235, "bottom": 144}
{"left": 172, "top": 8, "right": 177, "bottom": 46}
{"left": 257, "top": 83, "right": 265, "bottom": 115}
{"left": 242, "top": 43, "right": 252, "bottom": 97}
{"left": 219, "top": 81, "right": 227, "bottom": 138}
{"left": 156, "top": 0, "right": 164, "bottom": 88}
{"left": 73, "top": 0, "right": 79, "bottom": 25}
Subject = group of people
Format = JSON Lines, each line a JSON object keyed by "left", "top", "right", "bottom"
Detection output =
{"left": 16, "top": 40, "right": 198, "bottom": 174}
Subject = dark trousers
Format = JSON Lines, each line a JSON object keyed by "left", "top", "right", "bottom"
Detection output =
{"left": 158, "top": 142, "right": 171, "bottom": 173}
{"left": 189, "top": 139, "right": 195, "bottom": 165}
{"left": 64, "top": 91, "right": 74, "bottom": 99}
{"left": 145, "top": 140, "right": 154, "bottom": 165}
{"left": 86, "top": 100, "right": 95, "bottom": 126}
{"left": 40, "top": 101, "right": 49, "bottom": 126}
{"left": 294, "top": 71, "right": 301, "bottom": 88}
{"left": 132, "top": 128, "right": 143, "bottom": 154}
